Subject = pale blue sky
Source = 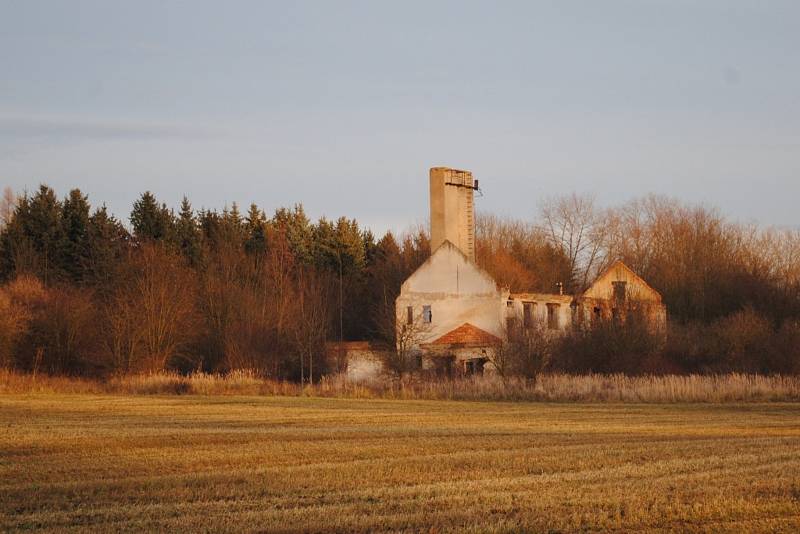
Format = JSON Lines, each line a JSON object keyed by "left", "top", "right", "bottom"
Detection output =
{"left": 1, "top": 1, "right": 798, "bottom": 233}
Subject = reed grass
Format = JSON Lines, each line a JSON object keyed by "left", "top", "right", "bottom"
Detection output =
{"left": 2, "top": 369, "right": 799, "bottom": 402}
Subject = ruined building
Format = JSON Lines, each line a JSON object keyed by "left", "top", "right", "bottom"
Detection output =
{"left": 334, "top": 166, "right": 667, "bottom": 380}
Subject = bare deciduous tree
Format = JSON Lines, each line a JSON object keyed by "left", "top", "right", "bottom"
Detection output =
{"left": 382, "top": 309, "right": 431, "bottom": 378}
{"left": 107, "top": 244, "right": 198, "bottom": 373}
{"left": 0, "top": 283, "right": 29, "bottom": 369}
{"left": 0, "top": 186, "right": 15, "bottom": 230}
{"left": 292, "top": 268, "right": 332, "bottom": 384}
{"left": 489, "top": 321, "right": 552, "bottom": 383}
{"left": 539, "top": 193, "right": 608, "bottom": 291}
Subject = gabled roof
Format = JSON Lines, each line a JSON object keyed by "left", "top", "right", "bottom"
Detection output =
{"left": 423, "top": 323, "right": 502, "bottom": 348}
{"left": 400, "top": 239, "right": 501, "bottom": 294}
{"left": 582, "top": 259, "right": 662, "bottom": 302}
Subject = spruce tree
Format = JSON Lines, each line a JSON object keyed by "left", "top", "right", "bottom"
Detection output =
{"left": 60, "top": 189, "right": 91, "bottom": 282}
{"left": 85, "top": 205, "right": 130, "bottom": 291}
{"left": 175, "top": 196, "right": 201, "bottom": 265}
{"left": 11, "top": 185, "right": 65, "bottom": 283}
{"left": 130, "top": 191, "right": 173, "bottom": 242}
{"left": 273, "top": 204, "right": 313, "bottom": 265}
{"left": 244, "top": 203, "right": 268, "bottom": 256}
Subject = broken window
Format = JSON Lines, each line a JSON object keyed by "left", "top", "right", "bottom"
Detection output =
{"left": 406, "top": 306, "right": 413, "bottom": 325}
{"left": 523, "top": 302, "right": 535, "bottom": 328}
{"left": 464, "top": 358, "right": 485, "bottom": 376}
{"left": 546, "top": 303, "right": 560, "bottom": 330}
{"left": 422, "top": 305, "right": 432, "bottom": 324}
{"left": 612, "top": 281, "right": 627, "bottom": 303}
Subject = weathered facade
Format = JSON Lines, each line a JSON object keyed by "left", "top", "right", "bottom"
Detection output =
{"left": 393, "top": 242, "right": 508, "bottom": 376}
{"left": 574, "top": 260, "right": 667, "bottom": 331}
{"left": 325, "top": 341, "right": 390, "bottom": 382}
{"left": 340, "top": 166, "right": 667, "bottom": 381}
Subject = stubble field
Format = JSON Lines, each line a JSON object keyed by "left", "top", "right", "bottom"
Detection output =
{"left": 1, "top": 395, "right": 799, "bottom": 532}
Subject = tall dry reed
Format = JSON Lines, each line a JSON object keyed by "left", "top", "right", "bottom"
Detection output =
{"left": 1, "top": 369, "right": 799, "bottom": 402}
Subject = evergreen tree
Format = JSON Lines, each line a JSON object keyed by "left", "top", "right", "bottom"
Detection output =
{"left": 244, "top": 203, "right": 268, "bottom": 256}
{"left": 130, "top": 191, "right": 173, "bottom": 242}
{"left": 365, "top": 231, "right": 405, "bottom": 342}
{"left": 0, "top": 199, "right": 25, "bottom": 280}
{"left": 1, "top": 185, "right": 65, "bottom": 283}
{"left": 272, "top": 204, "right": 313, "bottom": 265}
{"left": 175, "top": 196, "right": 201, "bottom": 265}
{"left": 84, "top": 205, "right": 130, "bottom": 292}
{"left": 60, "top": 189, "right": 91, "bottom": 282}
{"left": 333, "top": 216, "right": 366, "bottom": 274}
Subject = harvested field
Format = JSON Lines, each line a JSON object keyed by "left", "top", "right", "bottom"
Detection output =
{"left": 2, "top": 395, "right": 800, "bottom": 532}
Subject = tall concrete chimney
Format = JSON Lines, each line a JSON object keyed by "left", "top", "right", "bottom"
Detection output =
{"left": 429, "top": 167, "right": 475, "bottom": 261}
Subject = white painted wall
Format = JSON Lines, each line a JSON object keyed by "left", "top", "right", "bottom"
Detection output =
{"left": 396, "top": 241, "right": 507, "bottom": 346}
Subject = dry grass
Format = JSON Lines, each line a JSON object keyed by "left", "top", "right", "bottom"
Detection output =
{"left": 2, "top": 369, "right": 800, "bottom": 402}
{"left": 1, "top": 394, "right": 799, "bottom": 532}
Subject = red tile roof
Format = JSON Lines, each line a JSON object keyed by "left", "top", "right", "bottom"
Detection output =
{"left": 425, "top": 323, "right": 502, "bottom": 347}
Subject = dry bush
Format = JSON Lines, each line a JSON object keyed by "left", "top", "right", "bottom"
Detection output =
{"left": 0, "top": 288, "right": 28, "bottom": 369}
{"left": 664, "top": 308, "right": 799, "bottom": 374}
{"left": 553, "top": 310, "right": 665, "bottom": 375}
{"left": 29, "top": 286, "right": 100, "bottom": 375}
{"left": 1, "top": 277, "right": 46, "bottom": 371}
{"left": 0, "top": 276, "right": 100, "bottom": 375}
{"left": 710, "top": 307, "right": 773, "bottom": 372}
{"left": 491, "top": 322, "right": 553, "bottom": 380}
{"left": 768, "top": 320, "right": 800, "bottom": 374}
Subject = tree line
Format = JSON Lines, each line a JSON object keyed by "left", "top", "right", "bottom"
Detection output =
{"left": 0, "top": 184, "right": 799, "bottom": 378}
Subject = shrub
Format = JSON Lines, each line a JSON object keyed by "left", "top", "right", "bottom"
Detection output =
{"left": 553, "top": 310, "right": 664, "bottom": 374}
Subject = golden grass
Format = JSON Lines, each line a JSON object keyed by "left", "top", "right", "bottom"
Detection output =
{"left": 1, "top": 395, "right": 799, "bottom": 532}
{"left": 2, "top": 369, "right": 800, "bottom": 402}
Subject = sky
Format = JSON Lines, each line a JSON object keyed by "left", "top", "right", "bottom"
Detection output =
{"left": 1, "top": 1, "right": 799, "bottom": 235}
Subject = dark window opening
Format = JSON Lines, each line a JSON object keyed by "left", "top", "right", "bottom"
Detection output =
{"left": 612, "top": 281, "right": 627, "bottom": 303}
{"left": 464, "top": 358, "right": 486, "bottom": 376}
{"left": 406, "top": 306, "right": 413, "bottom": 325}
{"left": 432, "top": 355, "right": 454, "bottom": 377}
{"left": 546, "top": 303, "right": 560, "bottom": 330}
{"left": 523, "top": 302, "right": 535, "bottom": 328}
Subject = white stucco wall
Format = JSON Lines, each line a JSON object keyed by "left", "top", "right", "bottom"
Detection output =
{"left": 396, "top": 241, "right": 507, "bottom": 346}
